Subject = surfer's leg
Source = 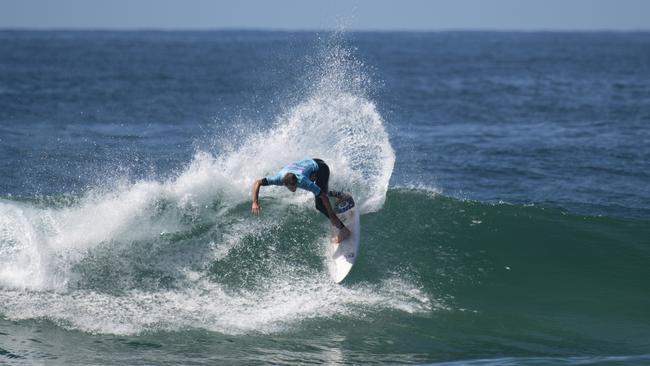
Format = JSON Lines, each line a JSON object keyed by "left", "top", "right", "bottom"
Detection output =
{"left": 313, "top": 158, "right": 331, "bottom": 218}
{"left": 315, "top": 197, "right": 330, "bottom": 218}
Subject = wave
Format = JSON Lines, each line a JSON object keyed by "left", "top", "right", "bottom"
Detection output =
{"left": 0, "top": 34, "right": 415, "bottom": 335}
{"left": 2, "top": 186, "right": 648, "bottom": 337}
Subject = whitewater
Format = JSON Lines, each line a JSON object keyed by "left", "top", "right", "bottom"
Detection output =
{"left": 0, "top": 36, "right": 443, "bottom": 338}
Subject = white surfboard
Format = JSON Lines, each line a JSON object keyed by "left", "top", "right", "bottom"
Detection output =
{"left": 329, "top": 193, "right": 361, "bottom": 283}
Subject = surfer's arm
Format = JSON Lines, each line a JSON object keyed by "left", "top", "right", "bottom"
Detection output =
{"left": 319, "top": 192, "right": 344, "bottom": 229}
{"left": 252, "top": 175, "right": 282, "bottom": 216}
{"left": 251, "top": 179, "right": 264, "bottom": 216}
{"left": 320, "top": 193, "right": 351, "bottom": 243}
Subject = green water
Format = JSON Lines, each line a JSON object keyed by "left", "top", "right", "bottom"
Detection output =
{"left": 2, "top": 189, "right": 649, "bottom": 365}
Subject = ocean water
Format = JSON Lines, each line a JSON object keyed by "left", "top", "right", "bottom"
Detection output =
{"left": 1, "top": 30, "right": 649, "bottom": 365}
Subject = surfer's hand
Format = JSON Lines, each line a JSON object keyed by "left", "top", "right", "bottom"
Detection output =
{"left": 251, "top": 202, "right": 261, "bottom": 216}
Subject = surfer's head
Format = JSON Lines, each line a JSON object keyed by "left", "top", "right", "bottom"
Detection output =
{"left": 282, "top": 173, "right": 298, "bottom": 192}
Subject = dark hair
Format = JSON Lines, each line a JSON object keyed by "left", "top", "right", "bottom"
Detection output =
{"left": 282, "top": 173, "right": 297, "bottom": 186}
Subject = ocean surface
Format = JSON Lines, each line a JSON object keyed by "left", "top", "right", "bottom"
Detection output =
{"left": 1, "top": 30, "right": 649, "bottom": 365}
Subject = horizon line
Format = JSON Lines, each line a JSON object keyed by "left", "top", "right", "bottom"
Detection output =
{"left": 2, "top": 27, "right": 650, "bottom": 33}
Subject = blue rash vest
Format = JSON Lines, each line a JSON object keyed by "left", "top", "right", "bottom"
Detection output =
{"left": 264, "top": 159, "right": 321, "bottom": 196}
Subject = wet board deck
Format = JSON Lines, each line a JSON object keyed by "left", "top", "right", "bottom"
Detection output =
{"left": 329, "top": 193, "right": 360, "bottom": 283}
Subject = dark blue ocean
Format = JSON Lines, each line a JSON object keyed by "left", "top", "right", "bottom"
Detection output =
{"left": 1, "top": 31, "right": 649, "bottom": 365}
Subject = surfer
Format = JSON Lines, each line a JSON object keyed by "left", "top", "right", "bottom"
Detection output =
{"left": 251, "top": 158, "right": 351, "bottom": 243}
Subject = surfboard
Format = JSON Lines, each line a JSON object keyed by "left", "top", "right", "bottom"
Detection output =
{"left": 329, "top": 193, "right": 361, "bottom": 283}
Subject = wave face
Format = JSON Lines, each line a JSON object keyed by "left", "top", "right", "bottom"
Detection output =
{"left": 2, "top": 189, "right": 649, "bottom": 363}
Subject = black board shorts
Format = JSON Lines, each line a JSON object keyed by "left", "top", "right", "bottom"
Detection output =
{"left": 313, "top": 158, "right": 329, "bottom": 195}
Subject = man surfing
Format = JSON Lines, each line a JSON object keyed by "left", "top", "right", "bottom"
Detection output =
{"left": 251, "top": 158, "right": 351, "bottom": 243}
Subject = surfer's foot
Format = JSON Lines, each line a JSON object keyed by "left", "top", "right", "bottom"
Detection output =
{"left": 328, "top": 190, "right": 349, "bottom": 202}
{"left": 334, "top": 227, "right": 351, "bottom": 243}
{"left": 328, "top": 190, "right": 344, "bottom": 198}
